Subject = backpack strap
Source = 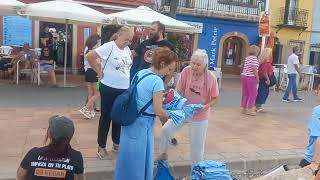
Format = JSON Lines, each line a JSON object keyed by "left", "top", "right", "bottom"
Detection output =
{"left": 139, "top": 100, "right": 154, "bottom": 117}
{"left": 135, "top": 73, "right": 154, "bottom": 85}
{"left": 134, "top": 72, "right": 156, "bottom": 117}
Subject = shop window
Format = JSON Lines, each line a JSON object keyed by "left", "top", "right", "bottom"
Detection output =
{"left": 288, "top": 40, "right": 305, "bottom": 62}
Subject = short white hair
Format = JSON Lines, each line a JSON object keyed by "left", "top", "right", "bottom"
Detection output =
{"left": 191, "top": 49, "right": 208, "bottom": 68}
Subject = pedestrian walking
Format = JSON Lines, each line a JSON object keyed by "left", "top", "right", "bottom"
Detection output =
{"left": 114, "top": 47, "right": 177, "bottom": 180}
{"left": 79, "top": 33, "right": 101, "bottom": 119}
{"left": 85, "top": 26, "right": 133, "bottom": 160}
{"left": 241, "top": 45, "right": 260, "bottom": 116}
{"left": 282, "top": 46, "right": 303, "bottom": 102}
{"left": 255, "top": 48, "right": 274, "bottom": 112}
{"left": 157, "top": 49, "right": 219, "bottom": 166}
{"left": 16, "top": 115, "right": 84, "bottom": 180}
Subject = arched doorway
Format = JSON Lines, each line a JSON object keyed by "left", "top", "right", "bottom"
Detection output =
{"left": 218, "top": 32, "right": 249, "bottom": 75}
{"left": 221, "top": 36, "right": 246, "bottom": 74}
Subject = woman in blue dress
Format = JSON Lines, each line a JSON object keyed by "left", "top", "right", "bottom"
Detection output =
{"left": 114, "top": 47, "right": 178, "bottom": 180}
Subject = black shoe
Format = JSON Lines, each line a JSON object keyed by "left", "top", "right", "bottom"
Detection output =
{"left": 281, "top": 98, "right": 291, "bottom": 103}
{"left": 171, "top": 138, "right": 178, "bottom": 146}
{"left": 293, "top": 98, "right": 303, "bottom": 102}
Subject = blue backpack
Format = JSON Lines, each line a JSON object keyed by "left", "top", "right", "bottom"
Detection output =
{"left": 111, "top": 73, "right": 155, "bottom": 126}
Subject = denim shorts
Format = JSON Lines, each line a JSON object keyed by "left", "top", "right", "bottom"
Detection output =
{"left": 40, "top": 64, "right": 53, "bottom": 71}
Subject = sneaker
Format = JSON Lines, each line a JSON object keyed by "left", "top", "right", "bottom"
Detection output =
{"left": 112, "top": 143, "right": 119, "bottom": 153}
{"left": 256, "top": 108, "right": 264, "bottom": 113}
{"left": 79, "top": 106, "right": 92, "bottom": 119}
{"left": 170, "top": 138, "right": 178, "bottom": 146}
{"left": 293, "top": 98, "right": 303, "bottom": 102}
{"left": 90, "top": 111, "right": 95, "bottom": 118}
{"left": 282, "top": 98, "right": 291, "bottom": 103}
{"left": 97, "top": 147, "right": 111, "bottom": 160}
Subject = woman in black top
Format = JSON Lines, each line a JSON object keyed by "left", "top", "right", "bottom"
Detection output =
{"left": 16, "top": 115, "right": 84, "bottom": 180}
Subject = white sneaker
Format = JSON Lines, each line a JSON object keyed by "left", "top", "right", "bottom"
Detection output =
{"left": 90, "top": 111, "right": 95, "bottom": 118}
{"left": 79, "top": 106, "right": 92, "bottom": 119}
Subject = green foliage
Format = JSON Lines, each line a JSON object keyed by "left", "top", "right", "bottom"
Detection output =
{"left": 167, "top": 33, "right": 192, "bottom": 61}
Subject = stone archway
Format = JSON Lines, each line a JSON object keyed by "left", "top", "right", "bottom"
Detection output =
{"left": 218, "top": 32, "right": 250, "bottom": 74}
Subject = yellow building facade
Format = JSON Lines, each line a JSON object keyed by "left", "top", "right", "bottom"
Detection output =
{"left": 269, "top": 0, "right": 314, "bottom": 64}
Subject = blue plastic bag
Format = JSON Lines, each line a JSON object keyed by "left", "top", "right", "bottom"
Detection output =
{"left": 183, "top": 104, "right": 205, "bottom": 118}
{"left": 163, "top": 89, "right": 187, "bottom": 110}
{"left": 192, "top": 160, "right": 233, "bottom": 180}
{"left": 154, "top": 160, "right": 175, "bottom": 180}
{"left": 168, "top": 104, "right": 204, "bottom": 126}
{"left": 168, "top": 110, "right": 185, "bottom": 126}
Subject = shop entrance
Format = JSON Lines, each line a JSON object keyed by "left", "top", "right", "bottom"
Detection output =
{"left": 221, "top": 36, "right": 245, "bottom": 75}
{"left": 39, "top": 22, "right": 73, "bottom": 67}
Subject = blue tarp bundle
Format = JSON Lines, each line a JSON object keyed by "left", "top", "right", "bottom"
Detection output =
{"left": 163, "top": 89, "right": 187, "bottom": 110}
{"left": 163, "top": 89, "right": 204, "bottom": 126}
{"left": 154, "top": 160, "right": 175, "bottom": 180}
{"left": 168, "top": 104, "right": 204, "bottom": 126}
{"left": 192, "top": 160, "right": 233, "bottom": 180}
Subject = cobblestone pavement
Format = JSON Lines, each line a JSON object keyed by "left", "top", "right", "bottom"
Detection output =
{"left": 0, "top": 75, "right": 317, "bottom": 177}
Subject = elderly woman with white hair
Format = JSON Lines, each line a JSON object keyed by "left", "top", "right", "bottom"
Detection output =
{"left": 157, "top": 49, "right": 219, "bottom": 165}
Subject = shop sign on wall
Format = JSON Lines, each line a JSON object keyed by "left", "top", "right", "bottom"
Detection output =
{"left": 2, "top": 16, "right": 32, "bottom": 46}
{"left": 181, "top": 21, "right": 203, "bottom": 34}
{"left": 209, "top": 26, "right": 219, "bottom": 68}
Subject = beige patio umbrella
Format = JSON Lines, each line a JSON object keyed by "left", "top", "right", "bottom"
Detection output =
{"left": 107, "top": 6, "right": 196, "bottom": 33}
{"left": 18, "top": 0, "right": 118, "bottom": 87}
{"left": 0, "top": 0, "right": 25, "bottom": 16}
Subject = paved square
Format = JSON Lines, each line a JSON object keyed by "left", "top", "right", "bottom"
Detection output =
{"left": 0, "top": 76, "right": 316, "bottom": 176}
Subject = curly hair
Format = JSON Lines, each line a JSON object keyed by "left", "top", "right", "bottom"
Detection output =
{"left": 151, "top": 47, "right": 178, "bottom": 70}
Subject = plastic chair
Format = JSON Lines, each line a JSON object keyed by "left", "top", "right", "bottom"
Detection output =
{"left": 300, "top": 65, "right": 314, "bottom": 91}
{"left": 279, "top": 65, "right": 288, "bottom": 90}
{"left": 16, "top": 60, "right": 36, "bottom": 85}
{"left": 35, "top": 61, "right": 56, "bottom": 86}
{"left": 211, "top": 67, "right": 222, "bottom": 88}
{"left": 0, "top": 46, "right": 13, "bottom": 56}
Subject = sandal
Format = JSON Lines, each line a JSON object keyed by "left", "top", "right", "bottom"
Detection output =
{"left": 79, "top": 106, "right": 92, "bottom": 119}
{"left": 97, "top": 147, "right": 112, "bottom": 160}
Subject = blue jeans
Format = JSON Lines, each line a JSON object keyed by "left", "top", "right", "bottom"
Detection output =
{"left": 255, "top": 80, "right": 270, "bottom": 108}
{"left": 283, "top": 74, "right": 299, "bottom": 100}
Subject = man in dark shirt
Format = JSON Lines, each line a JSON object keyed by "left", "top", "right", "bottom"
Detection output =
{"left": 32, "top": 47, "right": 57, "bottom": 87}
{"left": 130, "top": 21, "right": 174, "bottom": 80}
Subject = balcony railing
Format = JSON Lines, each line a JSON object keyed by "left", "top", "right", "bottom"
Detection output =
{"left": 278, "top": 7, "right": 308, "bottom": 29}
{"left": 162, "top": 0, "right": 264, "bottom": 16}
